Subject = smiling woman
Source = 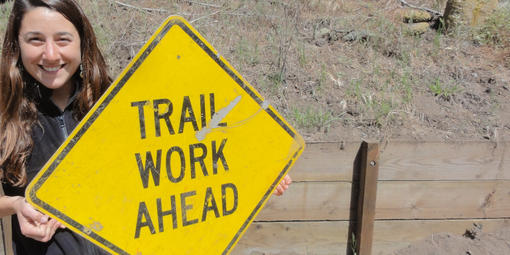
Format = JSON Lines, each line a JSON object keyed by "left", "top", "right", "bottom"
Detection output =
{"left": 18, "top": 7, "right": 82, "bottom": 109}
{"left": 0, "top": 0, "right": 293, "bottom": 254}
{"left": 0, "top": 0, "right": 111, "bottom": 254}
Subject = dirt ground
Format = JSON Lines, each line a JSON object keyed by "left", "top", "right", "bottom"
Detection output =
{"left": 3, "top": 0, "right": 508, "bottom": 143}
{"left": 101, "top": 0, "right": 510, "bottom": 144}
{"left": 394, "top": 223, "right": 510, "bottom": 255}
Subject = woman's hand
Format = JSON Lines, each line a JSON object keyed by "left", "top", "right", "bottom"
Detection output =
{"left": 13, "top": 197, "right": 64, "bottom": 242}
{"left": 273, "top": 174, "right": 292, "bottom": 196}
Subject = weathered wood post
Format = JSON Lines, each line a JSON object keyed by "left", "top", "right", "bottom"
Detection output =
{"left": 353, "top": 142, "right": 380, "bottom": 255}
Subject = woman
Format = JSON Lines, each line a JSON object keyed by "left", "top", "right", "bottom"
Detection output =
{"left": 0, "top": 0, "right": 292, "bottom": 254}
{"left": 0, "top": 0, "right": 111, "bottom": 254}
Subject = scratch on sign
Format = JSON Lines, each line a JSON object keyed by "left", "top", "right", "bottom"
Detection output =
{"left": 196, "top": 95, "right": 241, "bottom": 141}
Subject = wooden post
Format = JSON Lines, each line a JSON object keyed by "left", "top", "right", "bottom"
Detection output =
{"left": 0, "top": 184, "right": 13, "bottom": 255}
{"left": 355, "top": 142, "right": 379, "bottom": 255}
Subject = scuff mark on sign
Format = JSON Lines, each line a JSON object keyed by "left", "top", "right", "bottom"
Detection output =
{"left": 89, "top": 221, "right": 104, "bottom": 231}
{"left": 261, "top": 100, "right": 270, "bottom": 110}
{"left": 196, "top": 95, "right": 241, "bottom": 141}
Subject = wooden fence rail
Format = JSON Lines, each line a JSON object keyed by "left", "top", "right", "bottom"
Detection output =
{"left": 1, "top": 141, "right": 508, "bottom": 254}
{"left": 233, "top": 141, "right": 510, "bottom": 255}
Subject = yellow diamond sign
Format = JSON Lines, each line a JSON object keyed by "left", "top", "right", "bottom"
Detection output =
{"left": 26, "top": 16, "right": 304, "bottom": 254}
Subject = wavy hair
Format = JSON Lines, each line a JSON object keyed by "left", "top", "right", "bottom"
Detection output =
{"left": 0, "top": 0, "right": 111, "bottom": 186}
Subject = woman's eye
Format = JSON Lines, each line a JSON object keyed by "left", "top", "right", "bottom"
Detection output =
{"left": 27, "top": 38, "right": 44, "bottom": 46}
{"left": 56, "top": 41, "right": 70, "bottom": 47}
{"left": 28, "top": 38, "right": 43, "bottom": 42}
{"left": 57, "top": 38, "right": 72, "bottom": 45}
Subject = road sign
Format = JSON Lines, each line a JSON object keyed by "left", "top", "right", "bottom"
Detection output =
{"left": 26, "top": 16, "right": 304, "bottom": 254}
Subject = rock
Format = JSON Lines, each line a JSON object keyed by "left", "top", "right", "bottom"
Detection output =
{"left": 342, "top": 30, "right": 373, "bottom": 42}
{"left": 444, "top": 0, "right": 499, "bottom": 29}
{"left": 328, "top": 31, "right": 339, "bottom": 42}
{"left": 314, "top": 27, "right": 333, "bottom": 46}
{"left": 400, "top": 9, "right": 433, "bottom": 23}
{"left": 318, "top": 27, "right": 331, "bottom": 38}
{"left": 405, "top": 22, "right": 430, "bottom": 35}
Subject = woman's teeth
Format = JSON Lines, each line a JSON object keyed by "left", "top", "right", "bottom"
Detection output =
{"left": 42, "top": 66, "right": 61, "bottom": 72}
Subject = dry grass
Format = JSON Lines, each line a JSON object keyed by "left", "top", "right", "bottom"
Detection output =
{"left": 1, "top": 0, "right": 509, "bottom": 141}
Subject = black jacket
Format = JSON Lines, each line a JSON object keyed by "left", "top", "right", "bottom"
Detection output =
{"left": 2, "top": 86, "right": 109, "bottom": 255}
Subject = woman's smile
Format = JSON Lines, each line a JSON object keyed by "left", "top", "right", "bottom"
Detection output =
{"left": 40, "top": 64, "right": 65, "bottom": 73}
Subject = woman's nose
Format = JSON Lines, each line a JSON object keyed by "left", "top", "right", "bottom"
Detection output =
{"left": 42, "top": 41, "right": 59, "bottom": 62}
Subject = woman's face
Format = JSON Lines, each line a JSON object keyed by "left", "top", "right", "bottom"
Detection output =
{"left": 18, "top": 7, "right": 81, "bottom": 92}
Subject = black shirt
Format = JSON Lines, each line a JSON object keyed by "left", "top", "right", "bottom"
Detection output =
{"left": 2, "top": 86, "right": 109, "bottom": 255}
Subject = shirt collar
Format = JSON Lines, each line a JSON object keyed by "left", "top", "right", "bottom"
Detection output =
{"left": 38, "top": 80, "right": 81, "bottom": 116}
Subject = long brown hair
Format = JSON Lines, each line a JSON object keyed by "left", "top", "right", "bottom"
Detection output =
{"left": 0, "top": 0, "right": 111, "bottom": 186}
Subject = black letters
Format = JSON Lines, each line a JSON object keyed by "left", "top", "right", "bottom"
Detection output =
{"left": 157, "top": 196, "right": 177, "bottom": 232}
{"left": 189, "top": 143, "right": 208, "bottom": 179}
{"left": 200, "top": 94, "right": 206, "bottom": 128}
{"left": 201, "top": 187, "right": 220, "bottom": 222}
{"left": 166, "top": 146, "right": 185, "bottom": 183}
{"left": 135, "top": 150, "right": 162, "bottom": 188}
{"left": 134, "top": 202, "right": 155, "bottom": 239}
{"left": 136, "top": 140, "right": 229, "bottom": 189}
{"left": 181, "top": 191, "right": 198, "bottom": 227}
{"left": 133, "top": 183, "right": 238, "bottom": 237}
{"left": 153, "top": 99, "right": 175, "bottom": 137}
{"left": 132, "top": 94, "right": 229, "bottom": 139}
{"left": 131, "top": 101, "right": 150, "bottom": 139}
{"left": 212, "top": 139, "right": 229, "bottom": 174}
{"left": 179, "top": 96, "right": 199, "bottom": 133}
{"left": 222, "top": 183, "right": 238, "bottom": 216}
{"left": 131, "top": 94, "right": 239, "bottom": 236}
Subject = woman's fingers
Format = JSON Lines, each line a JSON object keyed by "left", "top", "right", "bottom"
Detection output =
{"left": 283, "top": 175, "right": 292, "bottom": 185}
{"left": 18, "top": 214, "right": 46, "bottom": 241}
{"left": 15, "top": 199, "right": 61, "bottom": 242}
{"left": 19, "top": 217, "right": 61, "bottom": 242}
{"left": 41, "top": 219, "right": 61, "bottom": 242}
{"left": 18, "top": 200, "right": 48, "bottom": 224}
{"left": 273, "top": 175, "right": 292, "bottom": 196}
{"left": 274, "top": 185, "right": 284, "bottom": 196}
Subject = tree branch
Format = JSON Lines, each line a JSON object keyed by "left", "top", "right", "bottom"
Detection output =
{"left": 186, "top": 1, "right": 222, "bottom": 8}
{"left": 113, "top": 1, "right": 169, "bottom": 13}
{"left": 398, "top": 0, "right": 443, "bottom": 16}
{"left": 190, "top": 9, "right": 224, "bottom": 23}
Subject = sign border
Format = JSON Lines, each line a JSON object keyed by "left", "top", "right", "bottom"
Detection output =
{"left": 27, "top": 17, "right": 304, "bottom": 255}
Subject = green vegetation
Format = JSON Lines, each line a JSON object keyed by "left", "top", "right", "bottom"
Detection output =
{"left": 473, "top": 4, "right": 510, "bottom": 47}
{"left": 318, "top": 64, "right": 327, "bottom": 90}
{"left": 292, "top": 106, "right": 336, "bottom": 131}
{"left": 236, "top": 38, "right": 260, "bottom": 67}
{"left": 429, "top": 78, "right": 459, "bottom": 100}
{"left": 297, "top": 42, "right": 307, "bottom": 68}
{"left": 0, "top": 1, "right": 13, "bottom": 52}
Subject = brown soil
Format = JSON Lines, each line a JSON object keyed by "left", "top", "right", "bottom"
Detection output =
{"left": 1, "top": 1, "right": 508, "bottom": 144}
{"left": 5, "top": 0, "right": 505, "bottom": 144}
{"left": 394, "top": 224, "right": 510, "bottom": 255}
